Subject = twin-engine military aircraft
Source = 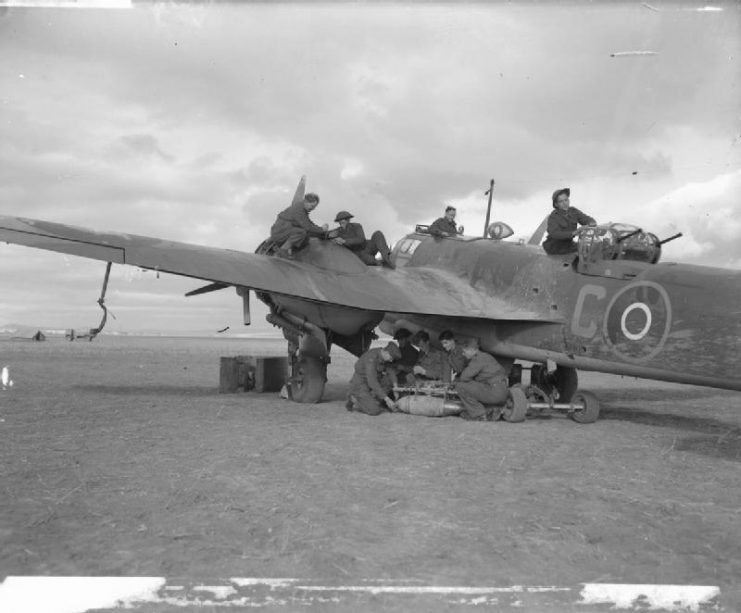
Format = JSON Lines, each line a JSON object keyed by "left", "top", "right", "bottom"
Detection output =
{"left": 1, "top": 177, "right": 740, "bottom": 419}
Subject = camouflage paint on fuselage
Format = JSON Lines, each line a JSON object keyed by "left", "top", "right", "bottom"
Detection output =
{"left": 390, "top": 232, "right": 741, "bottom": 391}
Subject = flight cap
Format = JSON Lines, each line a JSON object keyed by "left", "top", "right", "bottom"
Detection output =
{"left": 335, "top": 210, "right": 354, "bottom": 222}
{"left": 384, "top": 342, "right": 402, "bottom": 360}
{"left": 552, "top": 187, "right": 570, "bottom": 206}
{"left": 393, "top": 328, "right": 412, "bottom": 341}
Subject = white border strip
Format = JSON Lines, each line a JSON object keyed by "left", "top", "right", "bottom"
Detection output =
{"left": 0, "top": 1, "right": 132, "bottom": 8}
{"left": 0, "top": 577, "right": 722, "bottom": 612}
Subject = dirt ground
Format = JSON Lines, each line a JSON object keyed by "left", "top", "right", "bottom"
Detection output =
{"left": 0, "top": 336, "right": 739, "bottom": 611}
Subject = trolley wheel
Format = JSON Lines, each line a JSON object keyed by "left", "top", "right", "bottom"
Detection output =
{"left": 569, "top": 390, "right": 600, "bottom": 424}
{"left": 502, "top": 386, "right": 528, "bottom": 423}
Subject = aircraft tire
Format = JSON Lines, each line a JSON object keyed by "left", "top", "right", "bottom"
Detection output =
{"left": 501, "top": 386, "right": 528, "bottom": 423}
{"left": 569, "top": 390, "right": 600, "bottom": 424}
{"left": 289, "top": 356, "right": 326, "bottom": 404}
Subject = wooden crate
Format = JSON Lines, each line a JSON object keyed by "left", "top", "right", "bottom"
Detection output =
{"left": 219, "top": 356, "right": 288, "bottom": 393}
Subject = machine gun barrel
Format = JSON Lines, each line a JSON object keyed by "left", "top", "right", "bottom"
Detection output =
{"left": 658, "top": 232, "right": 683, "bottom": 246}
{"left": 616, "top": 227, "right": 643, "bottom": 243}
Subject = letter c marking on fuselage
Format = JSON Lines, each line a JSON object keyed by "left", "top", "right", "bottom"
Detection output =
{"left": 571, "top": 284, "right": 607, "bottom": 338}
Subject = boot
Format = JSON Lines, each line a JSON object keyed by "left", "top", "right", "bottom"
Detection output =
{"left": 276, "top": 242, "right": 295, "bottom": 260}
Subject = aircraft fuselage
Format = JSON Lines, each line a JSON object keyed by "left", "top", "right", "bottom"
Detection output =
{"left": 386, "top": 233, "right": 741, "bottom": 392}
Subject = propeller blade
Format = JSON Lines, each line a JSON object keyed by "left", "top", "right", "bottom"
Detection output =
{"left": 185, "top": 282, "right": 229, "bottom": 297}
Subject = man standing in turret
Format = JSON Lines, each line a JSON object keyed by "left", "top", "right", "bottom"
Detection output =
{"left": 542, "top": 188, "right": 596, "bottom": 255}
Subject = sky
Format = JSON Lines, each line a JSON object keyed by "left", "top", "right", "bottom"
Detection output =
{"left": 0, "top": 0, "right": 739, "bottom": 334}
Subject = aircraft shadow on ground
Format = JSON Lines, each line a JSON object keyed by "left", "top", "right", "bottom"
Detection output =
{"left": 72, "top": 384, "right": 218, "bottom": 397}
{"left": 595, "top": 386, "right": 737, "bottom": 403}
{"left": 600, "top": 406, "right": 741, "bottom": 463}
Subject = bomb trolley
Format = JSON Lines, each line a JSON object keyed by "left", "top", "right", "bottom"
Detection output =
{"left": 392, "top": 381, "right": 600, "bottom": 423}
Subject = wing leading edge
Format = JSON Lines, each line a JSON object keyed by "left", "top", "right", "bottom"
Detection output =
{"left": 0, "top": 215, "right": 557, "bottom": 321}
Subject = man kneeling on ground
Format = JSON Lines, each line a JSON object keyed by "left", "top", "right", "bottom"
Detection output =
{"left": 454, "top": 338, "right": 509, "bottom": 421}
{"left": 439, "top": 329, "right": 468, "bottom": 383}
{"left": 392, "top": 328, "right": 419, "bottom": 386}
{"left": 346, "top": 342, "right": 402, "bottom": 415}
{"left": 411, "top": 330, "right": 448, "bottom": 383}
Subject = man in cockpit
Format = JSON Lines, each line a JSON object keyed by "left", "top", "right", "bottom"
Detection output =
{"left": 542, "top": 188, "right": 596, "bottom": 255}
{"left": 330, "top": 210, "right": 394, "bottom": 268}
{"left": 429, "top": 206, "right": 459, "bottom": 238}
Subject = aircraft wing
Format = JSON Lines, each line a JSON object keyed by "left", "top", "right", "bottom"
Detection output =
{"left": 0, "top": 215, "right": 556, "bottom": 321}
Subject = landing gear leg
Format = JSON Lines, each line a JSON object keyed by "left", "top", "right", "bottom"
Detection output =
{"left": 282, "top": 327, "right": 328, "bottom": 404}
{"left": 289, "top": 354, "right": 327, "bottom": 403}
{"left": 531, "top": 364, "right": 578, "bottom": 402}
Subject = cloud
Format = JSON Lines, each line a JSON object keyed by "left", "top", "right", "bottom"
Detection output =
{"left": 1, "top": 3, "right": 739, "bottom": 330}
{"left": 641, "top": 169, "right": 741, "bottom": 267}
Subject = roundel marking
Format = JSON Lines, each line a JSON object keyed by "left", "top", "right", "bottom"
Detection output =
{"left": 603, "top": 281, "right": 672, "bottom": 363}
{"left": 620, "top": 302, "right": 652, "bottom": 340}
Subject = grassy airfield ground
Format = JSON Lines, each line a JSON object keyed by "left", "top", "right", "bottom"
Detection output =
{"left": 0, "top": 336, "right": 739, "bottom": 609}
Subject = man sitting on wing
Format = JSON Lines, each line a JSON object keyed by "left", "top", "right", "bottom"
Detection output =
{"left": 270, "top": 192, "right": 329, "bottom": 259}
{"left": 331, "top": 210, "right": 394, "bottom": 268}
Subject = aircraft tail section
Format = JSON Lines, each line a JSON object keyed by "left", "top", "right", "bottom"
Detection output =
{"left": 527, "top": 215, "right": 549, "bottom": 246}
{"left": 291, "top": 175, "right": 307, "bottom": 205}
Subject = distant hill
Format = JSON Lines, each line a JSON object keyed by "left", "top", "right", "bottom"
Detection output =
{"left": 0, "top": 323, "right": 65, "bottom": 338}
{"left": 0, "top": 323, "right": 282, "bottom": 339}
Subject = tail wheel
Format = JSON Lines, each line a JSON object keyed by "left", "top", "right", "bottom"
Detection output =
{"left": 501, "top": 386, "right": 528, "bottom": 423}
{"left": 569, "top": 390, "right": 600, "bottom": 424}
{"left": 289, "top": 356, "right": 326, "bottom": 404}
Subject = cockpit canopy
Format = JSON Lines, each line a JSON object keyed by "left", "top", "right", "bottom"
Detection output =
{"left": 576, "top": 223, "right": 662, "bottom": 265}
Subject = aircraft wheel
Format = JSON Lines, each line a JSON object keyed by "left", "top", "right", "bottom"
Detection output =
{"left": 501, "top": 386, "right": 528, "bottom": 423}
{"left": 569, "top": 390, "right": 600, "bottom": 424}
{"left": 290, "top": 356, "right": 326, "bottom": 403}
